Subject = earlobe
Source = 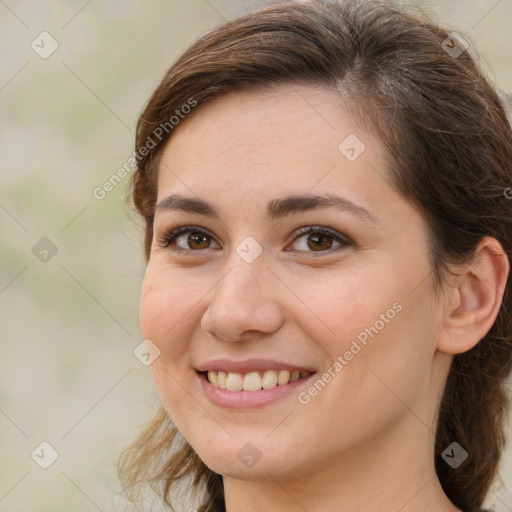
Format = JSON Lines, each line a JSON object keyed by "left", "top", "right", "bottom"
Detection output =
{"left": 437, "top": 237, "right": 509, "bottom": 355}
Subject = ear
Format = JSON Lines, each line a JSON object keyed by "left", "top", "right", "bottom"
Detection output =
{"left": 437, "top": 237, "right": 509, "bottom": 355}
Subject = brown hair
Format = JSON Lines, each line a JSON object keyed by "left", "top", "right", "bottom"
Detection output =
{"left": 118, "top": 1, "right": 512, "bottom": 511}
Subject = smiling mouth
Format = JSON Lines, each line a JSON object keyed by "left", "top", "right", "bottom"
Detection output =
{"left": 201, "top": 369, "right": 314, "bottom": 391}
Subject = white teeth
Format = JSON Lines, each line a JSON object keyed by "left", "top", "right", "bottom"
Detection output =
{"left": 277, "top": 370, "right": 290, "bottom": 385}
{"left": 207, "top": 371, "right": 218, "bottom": 387}
{"left": 206, "top": 369, "right": 311, "bottom": 391}
{"left": 217, "top": 371, "right": 227, "bottom": 389}
{"left": 225, "top": 372, "right": 243, "bottom": 391}
{"left": 262, "top": 369, "right": 277, "bottom": 389}
{"left": 243, "top": 372, "right": 262, "bottom": 391}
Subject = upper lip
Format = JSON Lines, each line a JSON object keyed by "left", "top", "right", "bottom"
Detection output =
{"left": 196, "top": 358, "right": 316, "bottom": 374}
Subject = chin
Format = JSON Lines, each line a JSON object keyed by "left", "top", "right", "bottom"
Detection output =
{"left": 199, "top": 449, "right": 289, "bottom": 481}
{"left": 186, "top": 432, "right": 303, "bottom": 481}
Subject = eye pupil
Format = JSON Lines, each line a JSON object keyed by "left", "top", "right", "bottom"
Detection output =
{"left": 189, "top": 233, "right": 210, "bottom": 249}
{"left": 308, "top": 233, "right": 332, "bottom": 251}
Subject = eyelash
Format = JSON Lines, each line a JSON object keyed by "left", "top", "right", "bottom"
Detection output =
{"left": 156, "top": 224, "right": 352, "bottom": 256}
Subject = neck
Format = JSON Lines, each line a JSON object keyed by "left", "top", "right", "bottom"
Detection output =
{"left": 223, "top": 414, "right": 461, "bottom": 512}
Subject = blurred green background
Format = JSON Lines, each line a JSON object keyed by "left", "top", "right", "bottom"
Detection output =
{"left": 1, "top": 1, "right": 511, "bottom": 511}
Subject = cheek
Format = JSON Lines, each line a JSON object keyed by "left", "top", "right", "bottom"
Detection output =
{"left": 139, "top": 265, "right": 203, "bottom": 389}
{"left": 286, "top": 263, "right": 403, "bottom": 354}
{"left": 300, "top": 258, "right": 436, "bottom": 406}
{"left": 139, "top": 264, "right": 202, "bottom": 347}
{"left": 139, "top": 266, "right": 201, "bottom": 422}
{"left": 330, "top": 286, "right": 437, "bottom": 423}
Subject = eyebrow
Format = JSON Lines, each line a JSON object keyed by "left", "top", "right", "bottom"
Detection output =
{"left": 154, "top": 193, "right": 377, "bottom": 223}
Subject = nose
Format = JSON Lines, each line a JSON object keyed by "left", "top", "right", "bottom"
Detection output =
{"left": 200, "top": 252, "right": 285, "bottom": 342}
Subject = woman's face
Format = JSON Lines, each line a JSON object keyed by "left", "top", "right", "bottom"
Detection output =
{"left": 139, "top": 84, "right": 450, "bottom": 482}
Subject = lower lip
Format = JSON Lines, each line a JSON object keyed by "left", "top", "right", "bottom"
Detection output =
{"left": 197, "top": 371, "right": 316, "bottom": 409}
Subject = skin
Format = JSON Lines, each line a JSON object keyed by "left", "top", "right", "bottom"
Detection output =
{"left": 139, "top": 84, "right": 508, "bottom": 512}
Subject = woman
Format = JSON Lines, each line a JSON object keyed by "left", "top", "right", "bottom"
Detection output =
{"left": 118, "top": 1, "right": 512, "bottom": 511}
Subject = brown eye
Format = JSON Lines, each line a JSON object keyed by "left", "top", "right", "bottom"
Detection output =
{"left": 306, "top": 233, "right": 334, "bottom": 251}
{"left": 187, "top": 232, "right": 212, "bottom": 250}
{"left": 158, "top": 226, "right": 221, "bottom": 251}
{"left": 287, "top": 226, "right": 351, "bottom": 254}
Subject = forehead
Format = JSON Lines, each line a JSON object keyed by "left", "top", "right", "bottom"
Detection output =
{"left": 157, "top": 84, "right": 387, "bottom": 196}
